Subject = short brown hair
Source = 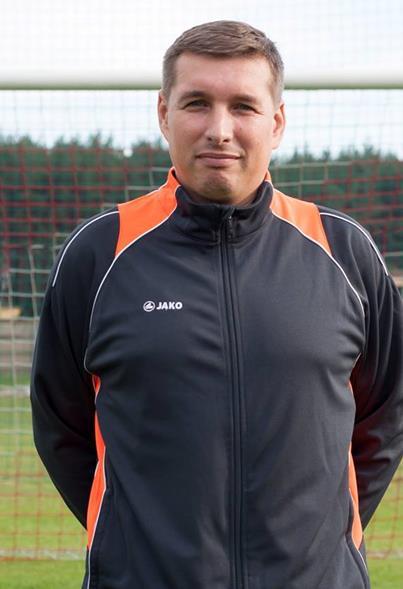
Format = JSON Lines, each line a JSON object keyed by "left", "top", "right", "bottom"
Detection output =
{"left": 162, "top": 20, "right": 284, "bottom": 105}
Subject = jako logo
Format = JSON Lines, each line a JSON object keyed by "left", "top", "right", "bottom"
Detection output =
{"left": 143, "top": 301, "right": 156, "bottom": 312}
{"left": 143, "top": 301, "right": 183, "bottom": 312}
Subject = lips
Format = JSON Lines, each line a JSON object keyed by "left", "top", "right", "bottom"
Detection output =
{"left": 197, "top": 152, "right": 240, "bottom": 159}
{"left": 196, "top": 152, "right": 241, "bottom": 168}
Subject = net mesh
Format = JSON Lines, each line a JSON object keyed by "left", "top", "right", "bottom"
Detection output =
{"left": 0, "top": 125, "right": 402, "bottom": 559}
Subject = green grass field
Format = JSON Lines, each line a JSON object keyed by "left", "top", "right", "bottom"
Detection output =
{"left": 0, "top": 554, "right": 402, "bottom": 588}
{"left": 0, "top": 393, "right": 401, "bottom": 588}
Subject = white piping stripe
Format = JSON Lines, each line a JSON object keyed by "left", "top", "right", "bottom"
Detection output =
{"left": 356, "top": 544, "right": 368, "bottom": 573}
{"left": 86, "top": 451, "right": 107, "bottom": 589}
{"left": 352, "top": 352, "right": 362, "bottom": 371}
{"left": 52, "top": 211, "right": 119, "bottom": 287}
{"left": 320, "top": 212, "right": 389, "bottom": 276}
{"left": 83, "top": 348, "right": 91, "bottom": 375}
{"left": 88, "top": 204, "right": 178, "bottom": 331}
{"left": 272, "top": 211, "right": 365, "bottom": 318}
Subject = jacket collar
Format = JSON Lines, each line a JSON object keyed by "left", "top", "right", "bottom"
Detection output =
{"left": 164, "top": 168, "right": 273, "bottom": 242}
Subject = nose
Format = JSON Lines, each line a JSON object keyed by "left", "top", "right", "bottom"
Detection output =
{"left": 205, "top": 106, "right": 233, "bottom": 145}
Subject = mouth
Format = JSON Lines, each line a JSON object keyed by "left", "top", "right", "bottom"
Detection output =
{"left": 197, "top": 152, "right": 240, "bottom": 159}
{"left": 196, "top": 152, "right": 241, "bottom": 167}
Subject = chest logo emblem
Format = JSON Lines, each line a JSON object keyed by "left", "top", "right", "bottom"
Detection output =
{"left": 143, "top": 301, "right": 156, "bottom": 312}
{"left": 143, "top": 301, "right": 183, "bottom": 312}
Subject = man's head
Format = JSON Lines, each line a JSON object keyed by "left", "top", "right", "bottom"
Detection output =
{"left": 158, "top": 21, "right": 286, "bottom": 206}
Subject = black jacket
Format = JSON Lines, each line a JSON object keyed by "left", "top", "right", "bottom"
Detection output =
{"left": 31, "top": 169, "right": 403, "bottom": 589}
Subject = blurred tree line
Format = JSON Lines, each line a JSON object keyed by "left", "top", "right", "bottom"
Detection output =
{"left": 0, "top": 134, "right": 401, "bottom": 316}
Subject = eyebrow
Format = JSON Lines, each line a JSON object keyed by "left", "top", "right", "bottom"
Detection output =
{"left": 177, "top": 90, "right": 260, "bottom": 105}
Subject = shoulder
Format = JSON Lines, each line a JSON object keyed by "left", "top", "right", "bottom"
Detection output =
{"left": 318, "top": 206, "right": 388, "bottom": 272}
{"left": 271, "top": 188, "right": 394, "bottom": 310}
{"left": 316, "top": 205, "right": 401, "bottom": 321}
{"left": 317, "top": 205, "right": 389, "bottom": 280}
{"left": 271, "top": 189, "right": 386, "bottom": 274}
{"left": 50, "top": 207, "right": 120, "bottom": 290}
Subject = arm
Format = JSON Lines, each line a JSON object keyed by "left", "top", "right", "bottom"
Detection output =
{"left": 319, "top": 207, "right": 403, "bottom": 529}
{"left": 30, "top": 210, "right": 118, "bottom": 527}
{"left": 350, "top": 269, "right": 403, "bottom": 528}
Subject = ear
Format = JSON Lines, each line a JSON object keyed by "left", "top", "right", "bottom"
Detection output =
{"left": 271, "top": 102, "right": 286, "bottom": 150}
{"left": 158, "top": 91, "right": 169, "bottom": 142}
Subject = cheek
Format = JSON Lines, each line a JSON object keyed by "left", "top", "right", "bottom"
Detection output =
{"left": 173, "top": 114, "right": 205, "bottom": 138}
{"left": 256, "top": 128, "right": 276, "bottom": 153}
{"left": 238, "top": 123, "right": 273, "bottom": 151}
{"left": 171, "top": 124, "right": 202, "bottom": 154}
{"left": 238, "top": 127, "right": 274, "bottom": 171}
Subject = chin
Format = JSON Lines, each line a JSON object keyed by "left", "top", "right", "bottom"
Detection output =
{"left": 199, "top": 178, "right": 235, "bottom": 202}
{"left": 179, "top": 170, "right": 238, "bottom": 204}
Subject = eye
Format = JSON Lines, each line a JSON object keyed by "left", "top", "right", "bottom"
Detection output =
{"left": 234, "top": 103, "right": 255, "bottom": 112}
{"left": 184, "top": 99, "right": 208, "bottom": 109}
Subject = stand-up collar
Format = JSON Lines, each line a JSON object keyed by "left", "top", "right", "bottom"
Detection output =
{"left": 163, "top": 168, "right": 273, "bottom": 242}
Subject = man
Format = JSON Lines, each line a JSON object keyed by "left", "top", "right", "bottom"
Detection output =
{"left": 31, "top": 20, "right": 402, "bottom": 589}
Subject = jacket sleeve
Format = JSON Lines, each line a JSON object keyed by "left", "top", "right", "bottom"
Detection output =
{"left": 320, "top": 207, "right": 403, "bottom": 529}
{"left": 350, "top": 266, "right": 403, "bottom": 529}
{"left": 30, "top": 210, "right": 118, "bottom": 527}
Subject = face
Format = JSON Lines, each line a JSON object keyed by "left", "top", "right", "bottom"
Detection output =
{"left": 158, "top": 52, "right": 285, "bottom": 206}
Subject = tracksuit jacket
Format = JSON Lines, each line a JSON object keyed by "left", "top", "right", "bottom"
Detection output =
{"left": 31, "top": 168, "right": 403, "bottom": 589}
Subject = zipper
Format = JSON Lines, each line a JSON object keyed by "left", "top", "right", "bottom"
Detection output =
{"left": 220, "top": 213, "right": 245, "bottom": 589}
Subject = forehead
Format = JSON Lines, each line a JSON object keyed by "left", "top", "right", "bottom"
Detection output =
{"left": 171, "top": 53, "right": 273, "bottom": 100}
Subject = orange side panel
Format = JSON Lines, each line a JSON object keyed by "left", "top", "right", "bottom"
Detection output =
{"left": 115, "top": 168, "right": 179, "bottom": 257}
{"left": 348, "top": 381, "right": 363, "bottom": 550}
{"left": 349, "top": 448, "right": 363, "bottom": 549}
{"left": 270, "top": 189, "right": 331, "bottom": 255}
{"left": 87, "top": 375, "right": 106, "bottom": 549}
